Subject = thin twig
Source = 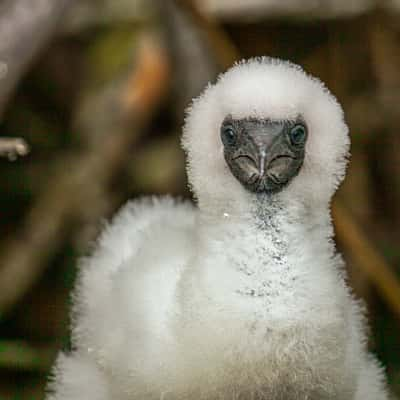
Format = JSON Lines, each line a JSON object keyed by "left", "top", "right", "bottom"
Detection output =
{"left": 0, "top": 137, "right": 29, "bottom": 160}
{"left": 333, "top": 203, "right": 400, "bottom": 320}
{"left": 173, "top": 0, "right": 239, "bottom": 68}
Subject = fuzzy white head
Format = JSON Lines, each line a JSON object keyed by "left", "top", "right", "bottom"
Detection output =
{"left": 182, "top": 58, "right": 350, "bottom": 216}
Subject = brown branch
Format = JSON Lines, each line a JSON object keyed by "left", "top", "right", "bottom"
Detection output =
{"left": 173, "top": 0, "right": 239, "bottom": 68}
{"left": 333, "top": 202, "right": 400, "bottom": 320}
{"left": 0, "top": 33, "right": 170, "bottom": 317}
{"left": 158, "top": 0, "right": 220, "bottom": 118}
{"left": 0, "top": 0, "right": 77, "bottom": 118}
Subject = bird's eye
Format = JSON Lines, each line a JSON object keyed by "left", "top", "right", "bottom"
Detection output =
{"left": 289, "top": 124, "right": 307, "bottom": 146}
{"left": 221, "top": 125, "right": 237, "bottom": 146}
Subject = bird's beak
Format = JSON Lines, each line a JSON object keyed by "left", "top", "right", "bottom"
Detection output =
{"left": 223, "top": 119, "right": 306, "bottom": 194}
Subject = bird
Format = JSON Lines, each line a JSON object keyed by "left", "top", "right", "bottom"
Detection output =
{"left": 46, "top": 57, "right": 389, "bottom": 400}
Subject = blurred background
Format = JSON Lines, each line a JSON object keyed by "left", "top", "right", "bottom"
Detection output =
{"left": 0, "top": 0, "right": 399, "bottom": 398}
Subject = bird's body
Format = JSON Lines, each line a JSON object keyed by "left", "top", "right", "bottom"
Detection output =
{"left": 47, "top": 58, "right": 389, "bottom": 400}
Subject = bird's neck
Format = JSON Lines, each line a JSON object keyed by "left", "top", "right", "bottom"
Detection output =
{"left": 198, "top": 194, "right": 329, "bottom": 234}
{"left": 196, "top": 195, "right": 334, "bottom": 273}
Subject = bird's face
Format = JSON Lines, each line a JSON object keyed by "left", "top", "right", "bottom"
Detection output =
{"left": 221, "top": 115, "right": 307, "bottom": 194}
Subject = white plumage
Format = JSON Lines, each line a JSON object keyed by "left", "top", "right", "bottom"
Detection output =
{"left": 47, "top": 58, "right": 389, "bottom": 400}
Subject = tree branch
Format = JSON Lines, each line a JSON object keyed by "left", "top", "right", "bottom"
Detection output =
{"left": 0, "top": 0, "right": 77, "bottom": 118}
{"left": 0, "top": 137, "right": 29, "bottom": 160}
{"left": 333, "top": 203, "right": 400, "bottom": 320}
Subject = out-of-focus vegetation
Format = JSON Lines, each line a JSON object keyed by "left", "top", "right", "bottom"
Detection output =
{"left": 0, "top": 0, "right": 399, "bottom": 398}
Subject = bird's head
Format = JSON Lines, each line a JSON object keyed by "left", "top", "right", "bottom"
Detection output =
{"left": 182, "top": 58, "right": 350, "bottom": 216}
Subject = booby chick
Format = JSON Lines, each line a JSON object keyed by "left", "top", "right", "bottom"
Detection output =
{"left": 47, "top": 58, "right": 389, "bottom": 400}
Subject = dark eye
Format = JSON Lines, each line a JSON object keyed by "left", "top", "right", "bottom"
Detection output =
{"left": 221, "top": 125, "right": 237, "bottom": 146}
{"left": 289, "top": 124, "right": 307, "bottom": 146}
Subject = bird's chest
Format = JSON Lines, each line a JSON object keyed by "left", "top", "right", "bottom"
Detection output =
{"left": 184, "top": 222, "right": 303, "bottom": 323}
{"left": 175, "top": 221, "right": 349, "bottom": 398}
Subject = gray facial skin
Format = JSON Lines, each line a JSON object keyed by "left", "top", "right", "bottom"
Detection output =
{"left": 220, "top": 115, "right": 307, "bottom": 194}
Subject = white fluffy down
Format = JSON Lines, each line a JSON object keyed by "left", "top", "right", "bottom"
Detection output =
{"left": 47, "top": 58, "right": 389, "bottom": 400}
{"left": 182, "top": 57, "right": 350, "bottom": 214}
